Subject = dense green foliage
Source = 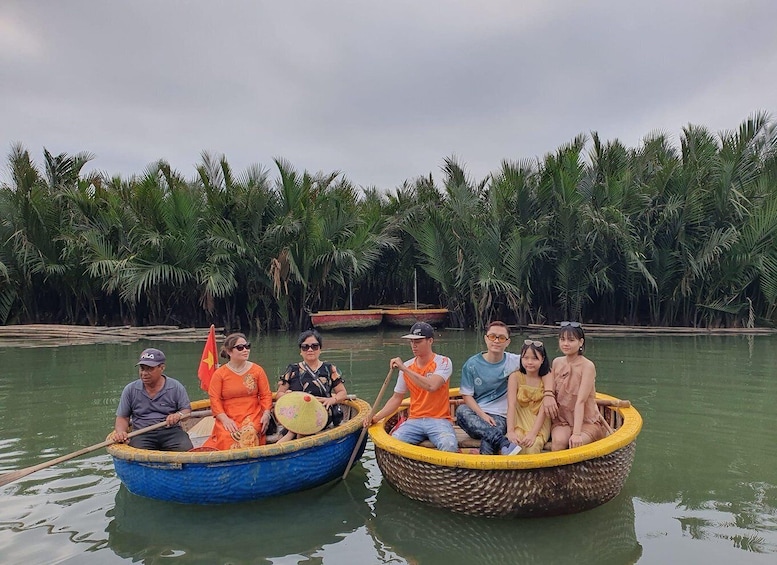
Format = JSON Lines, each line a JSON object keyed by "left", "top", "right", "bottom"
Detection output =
{"left": 3, "top": 113, "right": 777, "bottom": 330}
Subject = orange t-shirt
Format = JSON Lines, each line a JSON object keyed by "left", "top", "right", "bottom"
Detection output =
{"left": 395, "top": 354, "right": 453, "bottom": 420}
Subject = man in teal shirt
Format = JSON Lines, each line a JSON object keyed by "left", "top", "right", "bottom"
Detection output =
{"left": 455, "top": 321, "right": 520, "bottom": 454}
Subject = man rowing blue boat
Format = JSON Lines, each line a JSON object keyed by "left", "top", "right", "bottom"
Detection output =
{"left": 112, "top": 348, "right": 193, "bottom": 451}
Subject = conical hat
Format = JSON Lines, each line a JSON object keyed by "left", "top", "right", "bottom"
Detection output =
{"left": 274, "top": 391, "right": 329, "bottom": 435}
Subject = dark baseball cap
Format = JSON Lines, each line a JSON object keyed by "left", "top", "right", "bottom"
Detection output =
{"left": 136, "top": 348, "right": 166, "bottom": 366}
{"left": 401, "top": 322, "right": 434, "bottom": 339}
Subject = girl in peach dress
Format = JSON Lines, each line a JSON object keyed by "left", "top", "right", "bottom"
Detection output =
{"left": 203, "top": 333, "right": 273, "bottom": 450}
{"left": 547, "top": 322, "right": 607, "bottom": 451}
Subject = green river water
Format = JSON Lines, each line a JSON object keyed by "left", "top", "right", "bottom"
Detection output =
{"left": 0, "top": 329, "right": 776, "bottom": 564}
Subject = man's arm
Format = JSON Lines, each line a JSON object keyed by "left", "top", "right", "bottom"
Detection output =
{"left": 113, "top": 416, "right": 130, "bottom": 442}
{"left": 392, "top": 356, "right": 447, "bottom": 392}
{"left": 367, "top": 391, "right": 405, "bottom": 426}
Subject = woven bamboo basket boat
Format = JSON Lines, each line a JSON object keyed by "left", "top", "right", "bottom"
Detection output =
{"left": 369, "top": 388, "right": 642, "bottom": 518}
{"left": 107, "top": 396, "right": 370, "bottom": 504}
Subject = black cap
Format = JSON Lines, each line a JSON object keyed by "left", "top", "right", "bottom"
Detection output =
{"left": 401, "top": 322, "right": 434, "bottom": 339}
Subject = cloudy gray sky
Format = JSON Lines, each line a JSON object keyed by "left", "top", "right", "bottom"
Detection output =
{"left": 2, "top": 1, "right": 776, "bottom": 190}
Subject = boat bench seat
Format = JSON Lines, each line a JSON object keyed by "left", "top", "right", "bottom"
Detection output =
{"left": 417, "top": 425, "right": 553, "bottom": 453}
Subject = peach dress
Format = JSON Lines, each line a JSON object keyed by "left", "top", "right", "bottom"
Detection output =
{"left": 552, "top": 363, "right": 607, "bottom": 442}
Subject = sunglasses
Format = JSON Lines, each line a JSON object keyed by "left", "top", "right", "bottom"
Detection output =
{"left": 560, "top": 321, "right": 582, "bottom": 328}
{"left": 300, "top": 343, "right": 321, "bottom": 351}
{"left": 524, "top": 339, "right": 544, "bottom": 347}
{"left": 485, "top": 333, "right": 510, "bottom": 343}
{"left": 233, "top": 343, "right": 251, "bottom": 351}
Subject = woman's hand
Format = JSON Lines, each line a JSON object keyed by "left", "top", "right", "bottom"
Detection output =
{"left": 542, "top": 395, "right": 558, "bottom": 419}
{"left": 259, "top": 411, "right": 271, "bottom": 433}
{"left": 569, "top": 433, "right": 584, "bottom": 449}
{"left": 518, "top": 435, "right": 534, "bottom": 448}
{"left": 320, "top": 396, "right": 337, "bottom": 408}
{"left": 220, "top": 416, "right": 238, "bottom": 434}
{"left": 506, "top": 430, "right": 520, "bottom": 445}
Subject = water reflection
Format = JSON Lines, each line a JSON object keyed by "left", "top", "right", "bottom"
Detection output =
{"left": 106, "top": 476, "right": 373, "bottom": 564}
{"left": 3, "top": 333, "right": 777, "bottom": 563}
{"left": 368, "top": 481, "right": 642, "bottom": 565}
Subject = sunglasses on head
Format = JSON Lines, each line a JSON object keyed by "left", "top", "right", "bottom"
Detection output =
{"left": 233, "top": 343, "right": 251, "bottom": 351}
{"left": 560, "top": 321, "right": 582, "bottom": 328}
{"left": 300, "top": 343, "right": 321, "bottom": 351}
{"left": 524, "top": 339, "right": 544, "bottom": 347}
{"left": 485, "top": 333, "right": 509, "bottom": 343}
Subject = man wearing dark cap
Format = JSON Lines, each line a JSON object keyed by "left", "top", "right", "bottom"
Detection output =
{"left": 113, "top": 348, "right": 193, "bottom": 451}
{"left": 367, "top": 322, "right": 458, "bottom": 452}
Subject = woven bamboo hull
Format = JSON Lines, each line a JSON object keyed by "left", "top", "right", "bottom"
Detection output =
{"left": 375, "top": 441, "right": 636, "bottom": 518}
{"left": 369, "top": 390, "right": 642, "bottom": 518}
{"left": 108, "top": 397, "right": 370, "bottom": 504}
{"left": 381, "top": 308, "right": 448, "bottom": 327}
{"left": 310, "top": 310, "right": 383, "bottom": 330}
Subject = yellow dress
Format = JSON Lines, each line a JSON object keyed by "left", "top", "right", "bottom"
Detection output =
{"left": 512, "top": 372, "right": 551, "bottom": 454}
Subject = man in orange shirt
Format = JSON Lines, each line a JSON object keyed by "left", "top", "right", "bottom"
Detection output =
{"left": 367, "top": 322, "right": 458, "bottom": 452}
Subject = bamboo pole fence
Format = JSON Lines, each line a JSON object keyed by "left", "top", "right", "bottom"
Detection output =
{"left": 0, "top": 325, "right": 223, "bottom": 348}
{"left": 519, "top": 323, "right": 777, "bottom": 337}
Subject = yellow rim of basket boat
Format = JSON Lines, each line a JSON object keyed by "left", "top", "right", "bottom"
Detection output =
{"left": 368, "top": 389, "right": 642, "bottom": 470}
{"left": 107, "top": 397, "right": 371, "bottom": 464}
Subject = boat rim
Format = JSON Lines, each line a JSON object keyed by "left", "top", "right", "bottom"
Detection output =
{"left": 368, "top": 389, "right": 642, "bottom": 470}
{"left": 381, "top": 308, "right": 449, "bottom": 313}
{"left": 310, "top": 310, "right": 384, "bottom": 316}
{"left": 107, "top": 397, "right": 371, "bottom": 464}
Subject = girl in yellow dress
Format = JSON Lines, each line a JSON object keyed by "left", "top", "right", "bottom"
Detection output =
{"left": 505, "top": 340, "right": 552, "bottom": 454}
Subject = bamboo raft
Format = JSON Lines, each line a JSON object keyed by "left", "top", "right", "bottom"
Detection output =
{"left": 0, "top": 324, "right": 222, "bottom": 348}
{"left": 520, "top": 323, "right": 777, "bottom": 336}
{"left": 369, "top": 388, "right": 642, "bottom": 518}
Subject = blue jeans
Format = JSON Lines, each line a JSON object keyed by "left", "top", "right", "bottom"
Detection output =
{"left": 392, "top": 417, "right": 458, "bottom": 452}
{"left": 455, "top": 405, "right": 507, "bottom": 455}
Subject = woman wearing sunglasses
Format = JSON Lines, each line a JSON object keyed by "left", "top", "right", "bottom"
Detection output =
{"left": 202, "top": 333, "right": 273, "bottom": 450}
{"left": 548, "top": 322, "right": 607, "bottom": 450}
{"left": 275, "top": 329, "right": 349, "bottom": 442}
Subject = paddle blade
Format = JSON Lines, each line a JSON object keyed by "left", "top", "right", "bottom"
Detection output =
{"left": 198, "top": 324, "right": 218, "bottom": 392}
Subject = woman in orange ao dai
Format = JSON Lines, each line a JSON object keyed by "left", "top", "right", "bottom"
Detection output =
{"left": 203, "top": 333, "right": 273, "bottom": 450}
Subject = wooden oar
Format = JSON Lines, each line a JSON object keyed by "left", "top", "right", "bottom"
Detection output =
{"left": 342, "top": 367, "right": 395, "bottom": 480}
{"left": 0, "top": 410, "right": 210, "bottom": 487}
{"left": 595, "top": 398, "right": 631, "bottom": 408}
{"left": 595, "top": 398, "right": 630, "bottom": 436}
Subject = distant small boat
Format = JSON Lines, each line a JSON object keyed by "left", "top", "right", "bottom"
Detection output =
{"left": 310, "top": 309, "right": 384, "bottom": 331}
{"left": 381, "top": 307, "right": 448, "bottom": 327}
{"left": 377, "top": 269, "right": 449, "bottom": 328}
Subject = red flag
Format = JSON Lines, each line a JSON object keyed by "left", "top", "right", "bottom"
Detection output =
{"left": 198, "top": 325, "right": 218, "bottom": 392}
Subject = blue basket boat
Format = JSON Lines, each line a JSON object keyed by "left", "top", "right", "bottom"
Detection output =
{"left": 107, "top": 397, "right": 370, "bottom": 504}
